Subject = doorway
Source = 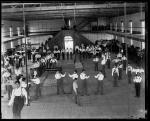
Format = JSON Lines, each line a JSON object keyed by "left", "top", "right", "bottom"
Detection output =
{"left": 64, "top": 36, "right": 73, "bottom": 50}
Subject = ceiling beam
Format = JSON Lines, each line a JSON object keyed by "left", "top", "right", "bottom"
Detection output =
{"left": 2, "top": 7, "right": 140, "bottom": 17}
{"left": 2, "top": 3, "right": 144, "bottom": 13}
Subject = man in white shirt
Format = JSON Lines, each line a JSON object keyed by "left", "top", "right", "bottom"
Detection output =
{"left": 80, "top": 69, "right": 90, "bottom": 96}
{"left": 55, "top": 71, "right": 66, "bottom": 95}
{"left": 31, "top": 77, "right": 41, "bottom": 99}
{"left": 69, "top": 70, "right": 78, "bottom": 94}
{"left": 94, "top": 70, "right": 104, "bottom": 95}
{"left": 133, "top": 74, "right": 142, "bottom": 97}
{"left": 112, "top": 65, "right": 119, "bottom": 87}
{"left": 93, "top": 56, "right": 99, "bottom": 71}
{"left": 50, "top": 58, "right": 57, "bottom": 68}
{"left": 6, "top": 76, "right": 14, "bottom": 100}
{"left": 8, "top": 81, "right": 28, "bottom": 119}
{"left": 15, "top": 65, "right": 22, "bottom": 81}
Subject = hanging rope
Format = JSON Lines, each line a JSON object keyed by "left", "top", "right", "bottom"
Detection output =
{"left": 74, "top": 2, "right": 76, "bottom": 26}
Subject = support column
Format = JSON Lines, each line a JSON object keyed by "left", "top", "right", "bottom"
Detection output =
{"left": 9, "top": 26, "right": 13, "bottom": 37}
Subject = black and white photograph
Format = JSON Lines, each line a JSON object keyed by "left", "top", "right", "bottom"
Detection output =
{"left": 1, "top": 1, "right": 147, "bottom": 119}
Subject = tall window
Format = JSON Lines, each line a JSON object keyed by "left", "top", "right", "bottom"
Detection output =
{"left": 121, "top": 21, "right": 124, "bottom": 32}
{"left": 130, "top": 39, "right": 133, "bottom": 46}
{"left": 122, "top": 37, "right": 124, "bottom": 43}
{"left": 115, "top": 23, "right": 117, "bottom": 31}
{"left": 141, "top": 20, "right": 145, "bottom": 35}
{"left": 129, "top": 20, "right": 132, "bottom": 34}
{"left": 142, "top": 42, "right": 145, "bottom": 49}
{"left": 17, "top": 27, "right": 20, "bottom": 36}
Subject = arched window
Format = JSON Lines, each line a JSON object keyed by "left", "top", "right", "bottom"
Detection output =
{"left": 141, "top": 20, "right": 145, "bottom": 35}
{"left": 64, "top": 36, "right": 73, "bottom": 50}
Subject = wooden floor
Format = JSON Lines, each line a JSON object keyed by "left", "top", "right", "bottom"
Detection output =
{"left": 1, "top": 54, "right": 145, "bottom": 119}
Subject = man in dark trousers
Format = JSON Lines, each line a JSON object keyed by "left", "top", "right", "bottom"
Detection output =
{"left": 126, "top": 64, "right": 133, "bottom": 84}
{"left": 73, "top": 78, "right": 81, "bottom": 106}
{"left": 80, "top": 69, "right": 90, "bottom": 96}
{"left": 101, "top": 57, "right": 106, "bottom": 78}
{"left": 106, "top": 53, "right": 111, "bottom": 69}
{"left": 57, "top": 49, "right": 61, "bottom": 60}
{"left": 118, "top": 62, "right": 123, "bottom": 80}
{"left": 8, "top": 81, "right": 28, "bottom": 119}
{"left": 112, "top": 65, "right": 119, "bottom": 87}
{"left": 69, "top": 70, "right": 78, "bottom": 94}
{"left": 94, "top": 70, "right": 104, "bottom": 95}
{"left": 61, "top": 49, "right": 65, "bottom": 60}
{"left": 66, "top": 48, "right": 69, "bottom": 60}
{"left": 69, "top": 48, "right": 73, "bottom": 60}
{"left": 19, "top": 54, "right": 23, "bottom": 68}
{"left": 122, "top": 55, "right": 127, "bottom": 70}
{"left": 31, "top": 76, "right": 41, "bottom": 99}
{"left": 133, "top": 74, "right": 142, "bottom": 97}
{"left": 55, "top": 71, "right": 66, "bottom": 95}
{"left": 93, "top": 56, "right": 99, "bottom": 71}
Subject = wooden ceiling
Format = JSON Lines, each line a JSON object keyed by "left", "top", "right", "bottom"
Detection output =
{"left": 2, "top": 2, "right": 145, "bottom": 21}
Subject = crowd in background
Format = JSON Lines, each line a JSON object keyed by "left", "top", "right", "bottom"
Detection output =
{"left": 1, "top": 38, "right": 145, "bottom": 118}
